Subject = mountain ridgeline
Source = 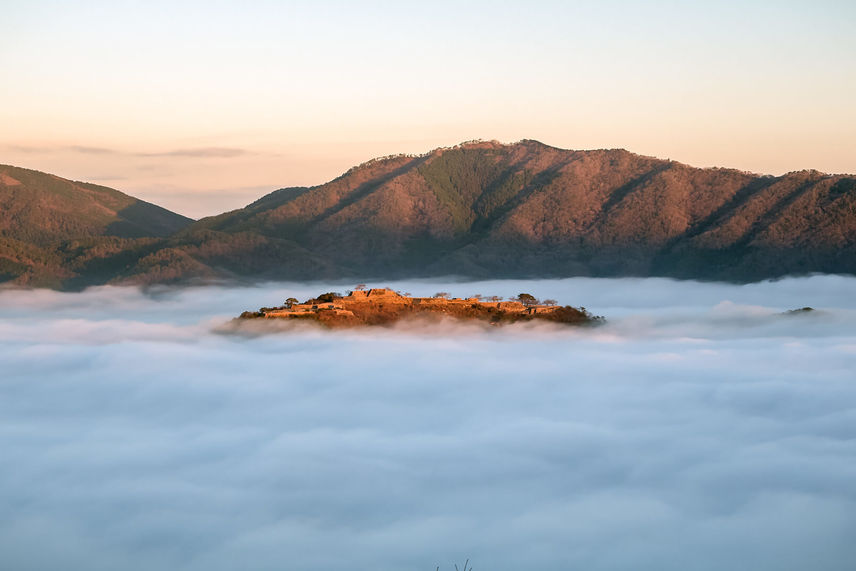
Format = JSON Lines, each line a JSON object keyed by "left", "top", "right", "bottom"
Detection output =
{"left": 2, "top": 140, "right": 856, "bottom": 288}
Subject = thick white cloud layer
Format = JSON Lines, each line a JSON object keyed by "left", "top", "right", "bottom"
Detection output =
{"left": 1, "top": 276, "right": 855, "bottom": 571}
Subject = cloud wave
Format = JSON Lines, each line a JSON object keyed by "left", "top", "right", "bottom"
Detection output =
{"left": 1, "top": 276, "right": 854, "bottom": 571}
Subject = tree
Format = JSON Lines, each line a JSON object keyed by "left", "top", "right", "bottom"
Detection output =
{"left": 433, "top": 292, "right": 450, "bottom": 299}
{"left": 316, "top": 292, "right": 343, "bottom": 303}
{"left": 488, "top": 295, "right": 502, "bottom": 302}
{"left": 470, "top": 293, "right": 483, "bottom": 301}
{"left": 516, "top": 293, "right": 538, "bottom": 307}
{"left": 543, "top": 298, "right": 558, "bottom": 306}
{"left": 354, "top": 284, "right": 367, "bottom": 291}
{"left": 284, "top": 297, "right": 298, "bottom": 308}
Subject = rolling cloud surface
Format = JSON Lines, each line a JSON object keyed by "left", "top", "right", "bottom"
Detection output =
{"left": 1, "top": 276, "right": 855, "bottom": 571}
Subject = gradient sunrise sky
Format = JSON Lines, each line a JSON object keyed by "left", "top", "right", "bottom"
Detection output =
{"left": 2, "top": 0, "right": 855, "bottom": 218}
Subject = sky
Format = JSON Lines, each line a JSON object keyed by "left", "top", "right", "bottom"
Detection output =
{"left": 2, "top": 0, "right": 855, "bottom": 217}
{"left": 1, "top": 276, "right": 855, "bottom": 570}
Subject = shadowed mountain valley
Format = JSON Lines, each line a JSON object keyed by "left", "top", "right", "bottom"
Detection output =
{"left": 2, "top": 140, "right": 855, "bottom": 288}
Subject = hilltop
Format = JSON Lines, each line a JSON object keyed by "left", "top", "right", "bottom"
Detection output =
{"left": 238, "top": 287, "right": 600, "bottom": 328}
{"left": 2, "top": 140, "right": 855, "bottom": 288}
{"left": 0, "top": 164, "right": 192, "bottom": 287}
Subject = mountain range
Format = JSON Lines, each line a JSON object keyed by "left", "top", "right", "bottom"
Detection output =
{"left": 2, "top": 140, "right": 855, "bottom": 289}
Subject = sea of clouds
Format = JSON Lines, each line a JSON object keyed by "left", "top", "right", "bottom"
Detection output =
{"left": 1, "top": 275, "right": 855, "bottom": 571}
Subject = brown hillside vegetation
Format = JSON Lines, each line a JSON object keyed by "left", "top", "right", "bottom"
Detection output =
{"left": 2, "top": 140, "right": 855, "bottom": 288}
{"left": 189, "top": 140, "right": 856, "bottom": 282}
{"left": 0, "top": 164, "right": 193, "bottom": 288}
{"left": 0, "top": 164, "right": 191, "bottom": 244}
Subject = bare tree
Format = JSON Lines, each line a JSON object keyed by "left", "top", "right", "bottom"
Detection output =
{"left": 354, "top": 284, "right": 367, "bottom": 291}
{"left": 434, "top": 292, "right": 450, "bottom": 299}
{"left": 543, "top": 298, "right": 558, "bottom": 306}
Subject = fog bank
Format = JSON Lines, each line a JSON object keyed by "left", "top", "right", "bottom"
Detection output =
{"left": 1, "top": 276, "right": 855, "bottom": 570}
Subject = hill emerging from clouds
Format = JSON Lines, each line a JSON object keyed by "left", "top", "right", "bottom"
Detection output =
{"left": 2, "top": 140, "right": 855, "bottom": 288}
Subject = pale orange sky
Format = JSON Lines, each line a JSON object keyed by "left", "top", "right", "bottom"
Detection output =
{"left": 2, "top": 1, "right": 854, "bottom": 218}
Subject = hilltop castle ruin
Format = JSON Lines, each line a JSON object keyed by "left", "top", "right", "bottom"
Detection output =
{"left": 262, "top": 288, "right": 561, "bottom": 319}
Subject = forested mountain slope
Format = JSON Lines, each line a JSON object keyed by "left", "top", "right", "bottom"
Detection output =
{"left": 0, "top": 164, "right": 192, "bottom": 286}
{"left": 2, "top": 141, "right": 855, "bottom": 288}
{"left": 185, "top": 140, "right": 856, "bottom": 281}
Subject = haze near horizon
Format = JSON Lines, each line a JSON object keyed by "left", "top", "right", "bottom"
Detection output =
{"left": 2, "top": 0, "right": 855, "bottom": 217}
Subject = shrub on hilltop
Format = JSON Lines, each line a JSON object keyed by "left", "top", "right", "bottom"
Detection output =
{"left": 315, "top": 292, "right": 344, "bottom": 303}
{"left": 541, "top": 305, "right": 603, "bottom": 324}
